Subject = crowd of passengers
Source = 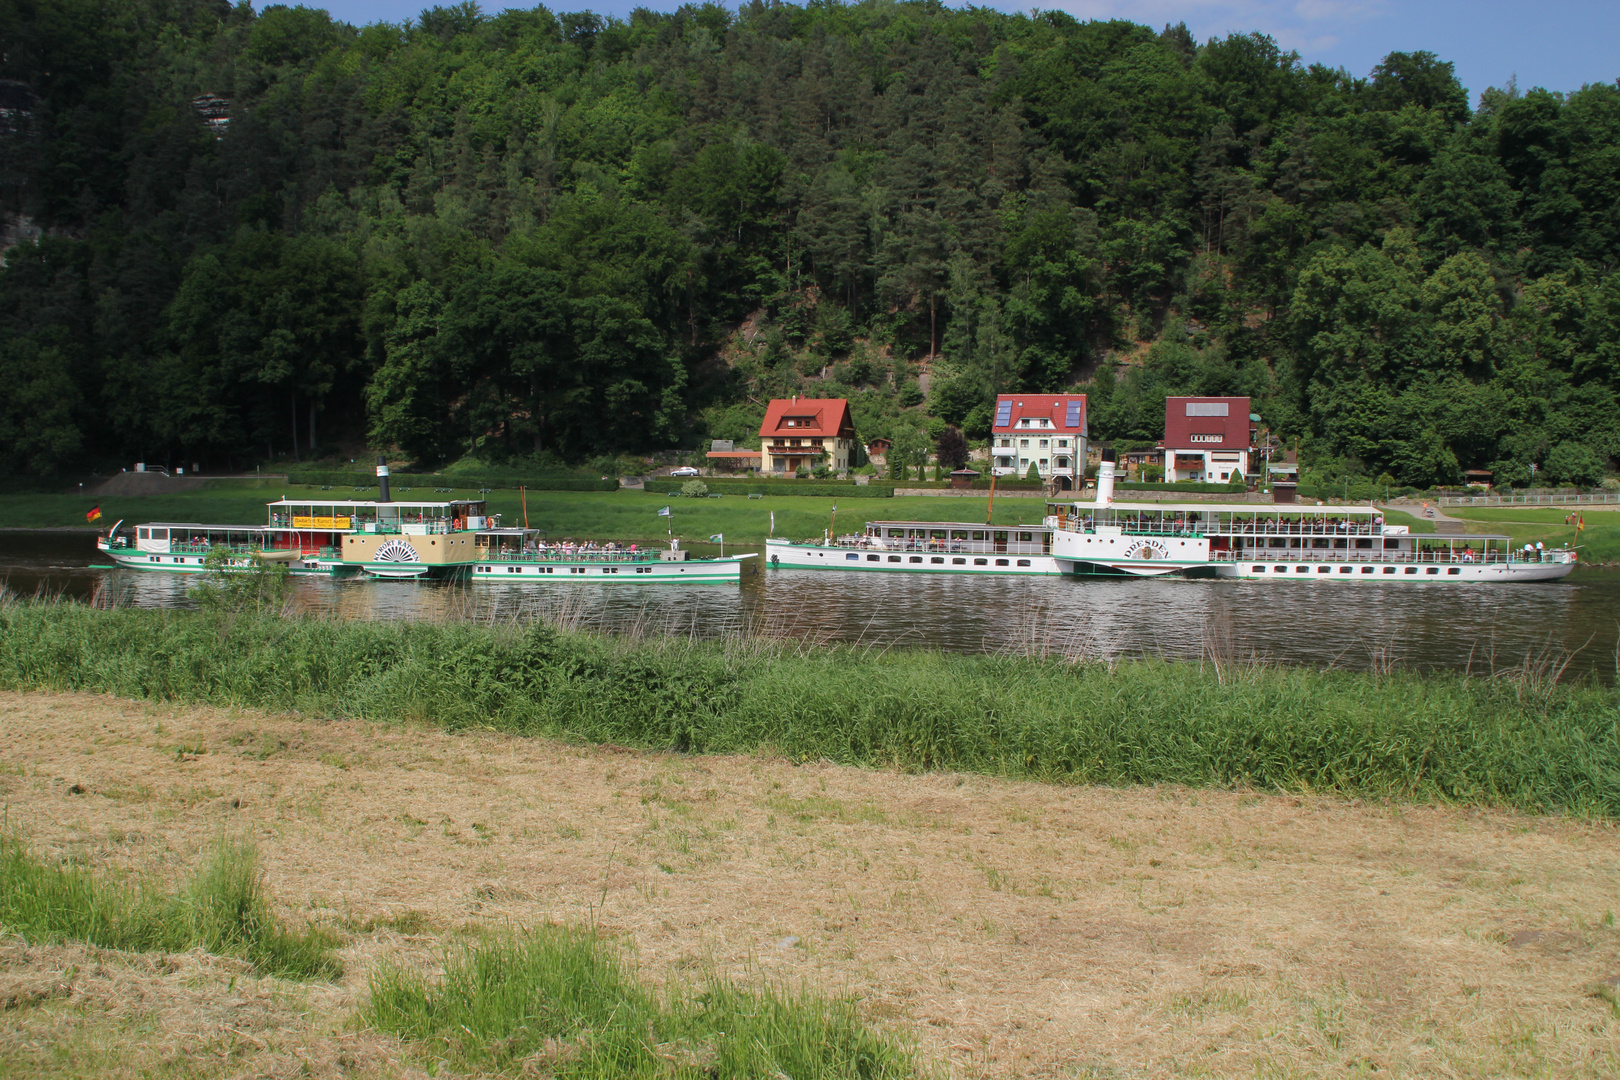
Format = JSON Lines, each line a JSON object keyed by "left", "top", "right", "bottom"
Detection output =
{"left": 833, "top": 534, "right": 1036, "bottom": 552}
{"left": 1071, "top": 514, "right": 1387, "bottom": 534}
{"left": 492, "top": 539, "right": 654, "bottom": 560}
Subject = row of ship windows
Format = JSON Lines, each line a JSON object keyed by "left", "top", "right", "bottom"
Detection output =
{"left": 844, "top": 554, "right": 1031, "bottom": 567}
{"left": 475, "top": 565, "right": 664, "bottom": 575}
{"left": 1255, "top": 565, "right": 1460, "bottom": 576}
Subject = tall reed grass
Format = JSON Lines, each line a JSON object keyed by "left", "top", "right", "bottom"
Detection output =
{"left": 366, "top": 923, "right": 918, "bottom": 1077}
{"left": 0, "top": 832, "right": 340, "bottom": 978}
{"left": 2, "top": 597, "right": 1617, "bottom": 816}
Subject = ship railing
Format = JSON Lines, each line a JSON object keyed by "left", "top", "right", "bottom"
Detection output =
{"left": 484, "top": 550, "right": 663, "bottom": 564}
{"left": 839, "top": 537, "right": 1049, "bottom": 556}
{"left": 1221, "top": 522, "right": 1382, "bottom": 536}
{"left": 167, "top": 541, "right": 266, "bottom": 555}
{"left": 1052, "top": 517, "right": 1203, "bottom": 537}
{"left": 270, "top": 520, "right": 459, "bottom": 535}
{"left": 1055, "top": 518, "right": 1383, "bottom": 537}
{"left": 1210, "top": 549, "right": 1567, "bottom": 565}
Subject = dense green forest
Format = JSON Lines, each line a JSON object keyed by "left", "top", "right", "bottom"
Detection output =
{"left": 2, "top": 0, "right": 1618, "bottom": 486}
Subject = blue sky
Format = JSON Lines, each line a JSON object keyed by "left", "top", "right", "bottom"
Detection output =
{"left": 291, "top": 0, "right": 1618, "bottom": 101}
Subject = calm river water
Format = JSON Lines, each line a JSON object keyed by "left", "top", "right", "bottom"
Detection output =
{"left": 4, "top": 530, "right": 1617, "bottom": 680}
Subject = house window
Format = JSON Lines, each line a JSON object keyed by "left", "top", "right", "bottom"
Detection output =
{"left": 1057, "top": 439, "right": 1068, "bottom": 448}
{"left": 998, "top": 438, "right": 1011, "bottom": 447}
{"left": 1039, "top": 459, "right": 1048, "bottom": 468}
{"left": 1189, "top": 434, "right": 1222, "bottom": 443}
{"left": 1019, "top": 439, "right": 1029, "bottom": 447}
{"left": 1039, "top": 440, "right": 1048, "bottom": 448}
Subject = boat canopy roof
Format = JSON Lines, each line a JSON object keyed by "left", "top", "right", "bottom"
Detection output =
{"left": 267, "top": 499, "right": 473, "bottom": 510}
{"left": 476, "top": 527, "right": 539, "bottom": 536}
{"left": 130, "top": 522, "right": 272, "bottom": 532}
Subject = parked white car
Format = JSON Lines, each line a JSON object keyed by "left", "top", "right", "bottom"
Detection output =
{"left": 670, "top": 466, "right": 701, "bottom": 477}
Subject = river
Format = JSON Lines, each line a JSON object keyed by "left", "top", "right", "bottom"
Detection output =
{"left": 3, "top": 529, "right": 1616, "bottom": 680}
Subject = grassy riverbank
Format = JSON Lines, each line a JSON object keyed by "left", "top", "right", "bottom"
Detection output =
{"left": 3, "top": 486, "right": 1435, "bottom": 548}
{"left": 1450, "top": 506, "right": 1620, "bottom": 563}
{"left": 2, "top": 599, "right": 1615, "bottom": 817}
{"left": 0, "top": 486, "right": 1056, "bottom": 543}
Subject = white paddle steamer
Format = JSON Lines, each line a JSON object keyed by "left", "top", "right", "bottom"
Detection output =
{"left": 764, "top": 521, "right": 1064, "bottom": 575}
{"left": 1043, "top": 452, "right": 1576, "bottom": 582}
{"left": 98, "top": 463, "right": 749, "bottom": 583}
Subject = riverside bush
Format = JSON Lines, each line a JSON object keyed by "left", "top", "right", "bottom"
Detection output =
{"left": 1, "top": 601, "right": 1617, "bottom": 816}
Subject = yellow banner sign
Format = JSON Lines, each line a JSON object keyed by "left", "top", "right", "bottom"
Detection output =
{"left": 291, "top": 515, "right": 351, "bottom": 530}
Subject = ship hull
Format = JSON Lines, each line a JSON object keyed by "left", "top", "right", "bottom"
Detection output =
{"left": 98, "top": 544, "right": 329, "bottom": 575}
{"left": 468, "top": 555, "right": 752, "bottom": 583}
{"left": 765, "top": 539, "right": 1065, "bottom": 575}
{"left": 1212, "top": 558, "right": 1576, "bottom": 582}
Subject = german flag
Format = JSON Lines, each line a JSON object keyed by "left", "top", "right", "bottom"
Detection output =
{"left": 86, "top": 505, "right": 102, "bottom": 524}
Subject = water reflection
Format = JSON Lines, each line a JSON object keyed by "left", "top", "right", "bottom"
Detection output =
{"left": 4, "top": 530, "right": 1614, "bottom": 679}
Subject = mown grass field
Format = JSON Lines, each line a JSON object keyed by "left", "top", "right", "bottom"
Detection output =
{"left": 1, "top": 686, "right": 1616, "bottom": 1079}
{"left": 1449, "top": 506, "right": 1620, "bottom": 563}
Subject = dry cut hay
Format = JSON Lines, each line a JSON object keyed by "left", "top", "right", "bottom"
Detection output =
{"left": 0, "top": 689, "right": 1617, "bottom": 1079}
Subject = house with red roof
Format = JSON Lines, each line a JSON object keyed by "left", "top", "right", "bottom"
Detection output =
{"left": 1163, "top": 396, "right": 1252, "bottom": 482}
{"left": 990, "top": 394, "right": 1087, "bottom": 489}
{"left": 758, "top": 397, "right": 857, "bottom": 475}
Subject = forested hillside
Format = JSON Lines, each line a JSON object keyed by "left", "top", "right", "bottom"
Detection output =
{"left": 2, "top": 0, "right": 1618, "bottom": 486}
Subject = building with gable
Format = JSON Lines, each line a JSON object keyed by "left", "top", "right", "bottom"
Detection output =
{"left": 990, "top": 394, "right": 1087, "bottom": 489}
{"left": 1163, "top": 396, "right": 1252, "bottom": 482}
{"left": 758, "top": 397, "right": 857, "bottom": 474}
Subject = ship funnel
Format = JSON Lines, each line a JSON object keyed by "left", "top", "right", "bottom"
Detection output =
{"left": 376, "top": 455, "right": 391, "bottom": 503}
{"left": 1096, "top": 449, "right": 1116, "bottom": 506}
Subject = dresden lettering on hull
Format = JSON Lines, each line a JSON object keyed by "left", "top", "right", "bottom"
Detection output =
{"left": 1123, "top": 538, "right": 1169, "bottom": 561}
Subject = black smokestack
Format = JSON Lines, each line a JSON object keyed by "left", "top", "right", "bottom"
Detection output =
{"left": 1101, "top": 447, "right": 1117, "bottom": 463}
{"left": 376, "top": 455, "right": 391, "bottom": 502}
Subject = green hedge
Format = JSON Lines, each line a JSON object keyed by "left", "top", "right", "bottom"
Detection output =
{"left": 659, "top": 479, "right": 894, "bottom": 498}
{"left": 1115, "top": 481, "right": 1238, "bottom": 494}
{"left": 899, "top": 478, "right": 1046, "bottom": 491}
{"left": 287, "top": 470, "right": 617, "bottom": 492}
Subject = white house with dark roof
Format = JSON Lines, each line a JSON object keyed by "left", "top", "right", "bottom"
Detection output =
{"left": 1163, "top": 396, "right": 1252, "bottom": 482}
